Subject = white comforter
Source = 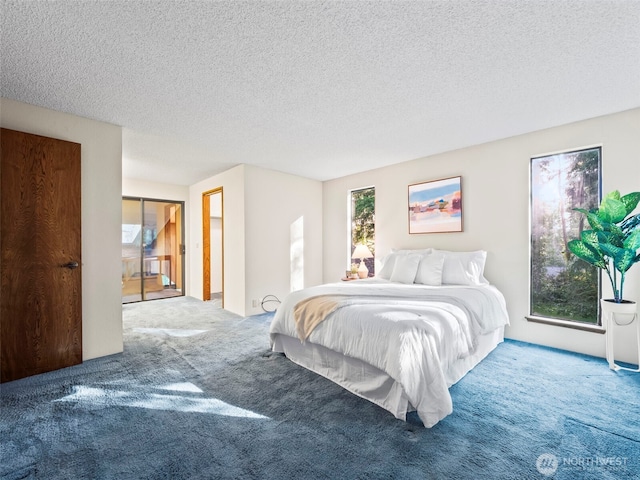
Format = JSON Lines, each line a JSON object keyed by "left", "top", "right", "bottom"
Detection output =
{"left": 269, "top": 279, "right": 509, "bottom": 427}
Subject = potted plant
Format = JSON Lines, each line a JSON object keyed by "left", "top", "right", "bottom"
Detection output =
{"left": 568, "top": 190, "right": 640, "bottom": 324}
{"left": 350, "top": 262, "right": 359, "bottom": 279}
{"left": 568, "top": 190, "right": 640, "bottom": 372}
{"left": 567, "top": 190, "right": 640, "bottom": 356}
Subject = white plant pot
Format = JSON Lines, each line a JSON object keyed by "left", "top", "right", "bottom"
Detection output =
{"left": 601, "top": 298, "right": 639, "bottom": 372}
{"left": 600, "top": 299, "right": 637, "bottom": 326}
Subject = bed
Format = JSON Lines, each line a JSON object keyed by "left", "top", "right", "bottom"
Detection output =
{"left": 269, "top": 248, "right": 510, "bottom": 427}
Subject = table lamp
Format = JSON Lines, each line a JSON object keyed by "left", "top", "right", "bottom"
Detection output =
{"left": 352, "top": 244, "right": 373, "bottom": 278}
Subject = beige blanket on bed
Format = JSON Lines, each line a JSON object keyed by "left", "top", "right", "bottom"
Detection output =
{"left": 293, "top": 295, "right": 345, "bottom": 341}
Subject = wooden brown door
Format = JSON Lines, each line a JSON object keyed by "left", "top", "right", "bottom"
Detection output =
{"left": 1, "top": 128, "right": 82, "bottom": 383}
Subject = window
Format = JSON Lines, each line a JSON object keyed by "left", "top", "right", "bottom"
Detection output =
{"left": 349, "top": 187, "right": 375, "bottom": 277}
{"left": 122, "top": 197, "right": 185, "bottom": 303}
{"left": 529, "top": 147, "right": 601, "bottom": 325}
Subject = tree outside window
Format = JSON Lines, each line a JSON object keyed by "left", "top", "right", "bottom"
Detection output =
{"left": 530, "top": 147, "right": 601, "bottom": 324}
{"left": 350, "top": 187, "right": 375, "bottom": 276}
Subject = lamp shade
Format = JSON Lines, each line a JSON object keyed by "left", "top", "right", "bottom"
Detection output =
{"left": 352, "top": 244, "right": 373, "bottom": 260}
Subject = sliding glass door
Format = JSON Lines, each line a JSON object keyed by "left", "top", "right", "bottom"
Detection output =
{"left": 122, "top": 197, "right": 185, "bottom": 303}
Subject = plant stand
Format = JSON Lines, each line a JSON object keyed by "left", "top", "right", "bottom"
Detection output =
{"left": 601, "top": 300, "right": 640, "bottom": 372}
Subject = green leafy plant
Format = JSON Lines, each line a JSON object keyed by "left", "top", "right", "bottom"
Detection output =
{"left": 568, "top": 191, "right": 640, "bottom": 303}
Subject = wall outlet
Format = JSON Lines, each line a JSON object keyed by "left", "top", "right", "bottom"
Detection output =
{"left": 252, "top": 299, "right": 259, "bottom": 308}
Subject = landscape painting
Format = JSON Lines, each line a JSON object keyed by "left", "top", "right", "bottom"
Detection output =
{"left": 408, "top": 176, "right": 462, "bottom": 234}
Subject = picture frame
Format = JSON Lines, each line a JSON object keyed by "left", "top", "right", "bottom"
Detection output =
{"left": 408, "top": 176, "right": 463, "bottom": 234}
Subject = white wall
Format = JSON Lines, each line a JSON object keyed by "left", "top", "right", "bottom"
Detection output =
{"left": 122, "top": 177, "right": 189, "bottom": 204}
{"left": 1, "top": 98, "right": 123, "bottom": 360}
{"left": 210, "top": 217, "right": 223, "bottom": 293}
{"left": 188, "top": 164, "right": 323, "bottom": 316}
{"left": 209, "top": 192, "right": 223, "bottom": 294}
{"left": 244, "top": 164, "right": 323, "bottom": 315}
{"left": 323, "top": 108, "right": 640, "bottom": 363}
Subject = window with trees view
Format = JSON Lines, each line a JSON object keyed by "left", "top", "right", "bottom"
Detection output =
{"left": 530, "top": 147, "right": 601, "bottom": 324}
{"left": 350, "top": 187, "right": 375, "bottom": 276}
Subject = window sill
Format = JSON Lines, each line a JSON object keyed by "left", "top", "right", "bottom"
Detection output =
{"left": 526, "top": 315, "right": 605, "bottom": 334}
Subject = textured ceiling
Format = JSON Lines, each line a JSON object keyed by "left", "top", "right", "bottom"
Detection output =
{"left": 2, "top": 1, "right": 639, "bottom": 185}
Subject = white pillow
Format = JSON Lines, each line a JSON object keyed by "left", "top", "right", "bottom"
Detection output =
{"left": 377, "top": 252, "right": 400, "bottom": 279}
{"left": 377, "top": 248, "right": 432, "bottom": 280}
{"left": 390, "top": 254, "right": 422, "bottom": 284}
{"left": 434, "top": 249, "right": 488, "bottom": 285}
{"left": 415, "top": 252, "right": 445, "bottom": 286}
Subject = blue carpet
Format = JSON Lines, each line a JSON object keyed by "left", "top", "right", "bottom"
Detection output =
{"left": 1, "top": 297, "right": 638, "bottom": 479}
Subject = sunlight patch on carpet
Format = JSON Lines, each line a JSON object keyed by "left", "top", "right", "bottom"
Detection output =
{"left": 158, "top": 382, "right": 204, "bottom": 393}
{"left": 133, "top": 327, "right": 208, "bottom": 337}
{"left": 56, "top": 386, "right": 269, "bottom": 419}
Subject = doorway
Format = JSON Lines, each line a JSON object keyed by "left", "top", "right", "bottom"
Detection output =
{"left": 122, "top": 197, "right": 185, "bottom": 303}
{"left": 203, "top": 188, "right": 223, "bottom": 307}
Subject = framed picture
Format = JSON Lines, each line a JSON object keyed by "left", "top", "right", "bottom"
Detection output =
{"left": 408, "top": 176, "right": 462, "bottom": 234}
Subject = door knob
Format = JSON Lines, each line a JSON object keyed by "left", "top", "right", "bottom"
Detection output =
{"left": 63, "top": 261, "right": 79, "bottom": 270}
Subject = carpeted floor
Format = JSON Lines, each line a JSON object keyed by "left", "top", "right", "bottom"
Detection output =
{"left": 1, "top": 296, "right": 638, "bottom": 479}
